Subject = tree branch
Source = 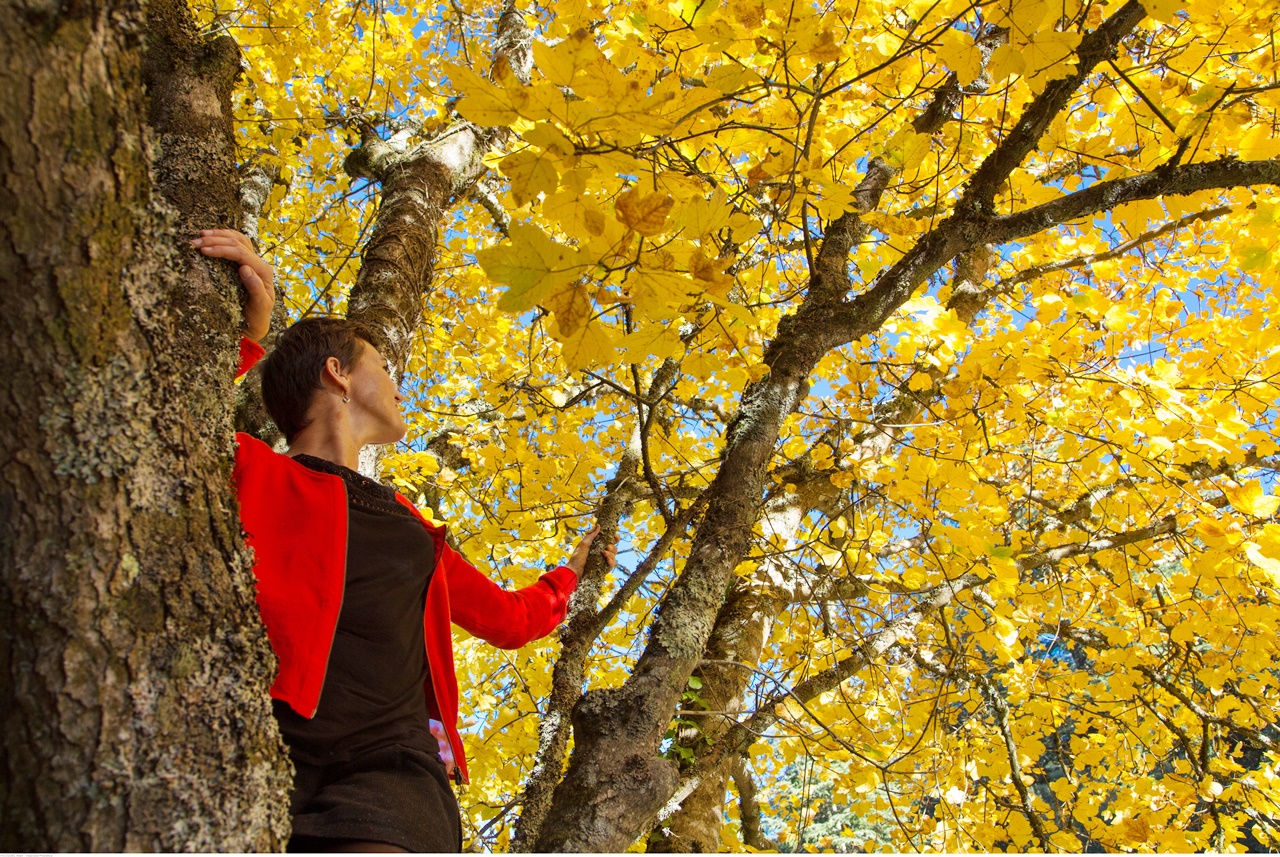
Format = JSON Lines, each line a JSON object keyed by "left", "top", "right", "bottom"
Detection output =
{"left": 1001, "top": 205, "right": 1232, "bottom": 288}
{"left": 957, "top": 0, "right": 1146, "bottom": 215}
{"left": 691, "top": 572, "right": 984, "bottom": 785}
{"left": 990, "top": 157, "right": 1280, "bottom": 244}
{"left": 732, "top": 756, "right": 778, "bottom": 851}
{"left": 1015, "top": 515, "right": 1177, "bottom": 571}
{"left": 975, "top": 673, "right": 1054, "bottom": 851}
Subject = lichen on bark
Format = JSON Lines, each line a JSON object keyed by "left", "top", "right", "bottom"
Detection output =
{"left": 0, "top": 0, "right": 289, "bottom": 849}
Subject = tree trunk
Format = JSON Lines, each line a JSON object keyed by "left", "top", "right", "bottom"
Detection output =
{"left": 649, "top": 251, "right": 1001, "bottom": 851}
{"left": 0, "top": 0, "right": 290, "bottom": 849}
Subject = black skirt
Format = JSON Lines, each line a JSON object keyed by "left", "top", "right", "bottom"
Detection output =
{"left": 285, "top": 745, "right": 463, "bottom": 853}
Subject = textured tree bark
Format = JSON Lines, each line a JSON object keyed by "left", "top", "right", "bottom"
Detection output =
{"left": 344, "top": 123, "right": 502, "bottom": 375}
{"left": 0, "top": 0, "right": 290, "bottom": 849}
{"left": 342, "top": 0, "right": 530, "bottom": 376}
{"left": 648, "top": 256, "right": 998, "bottom": 852}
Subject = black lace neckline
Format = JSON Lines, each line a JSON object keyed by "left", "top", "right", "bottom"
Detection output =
{"left": 292, "top": 454, "right": 415, "bottom": 519}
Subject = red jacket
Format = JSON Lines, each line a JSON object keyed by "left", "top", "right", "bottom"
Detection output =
{"left": 234, "top": 338, "right": 577, "bottom": 783}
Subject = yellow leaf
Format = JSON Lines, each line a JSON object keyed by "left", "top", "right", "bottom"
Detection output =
{"left": 1241, "top": 123, "right": 1280, "bottom": 161}
{"left": 446, "top": 61, "right": 522, "bottom": 126}
{"left": 1025, "top": 31, "right": 1081, "bottom": 82}
{"left": 808, "top": 29, "right": 841, "bottom": 63}
{"left": 558, "top": 324, "right": 611, "bottom": 370}
{"left": 1143, "top": 0, "right": 1185, "bottom": 24}
{"left": 883, "top": 129, "right": 930, "bottom": 171}
{"left": 1120, "top": 815, "right": 1151, "bottom": 844}
{"left": 1103, "top": 304, "right": 1138, "bottom": 331}
{"left": 680, "top": 189, "right": 735, "bottom": 238}
{"left": 988, "top": 43, "right": 1027, "bottom": 82}
{"left": 689, "top": 249, "right": 734, "bottom": 297}
{"left": 523, "top": 123, "right": 576, "bottom": 158}
{"left": 533, "top": 29, "right": 606, "bottom": 87}
{"left": 1223, "top": 481, "right": 1280, "bottom": 518}
{"left": 991, "top": 0, "right": 1053, "bottom": 33}
{"left": 728, "top": 0, "right": 764, "bottom": 27}
{"left": 629, "top": 268, "right": 697, "bottom": 319}
{"left": 704, "top": 64, "right": 763, "bottom": 94}
{"left": 993, "top": 616, "right": 1019, "bottom": 649}
{"left": 545, "top": 281, "right": 595, "bottom": 339}
{"left": 615, "top": 324, "right": 686, "bottom": 364}
{"left": 907, "top": 372, "right": 933, "bottom": 392}
{"left": 500, "top": 149, "right": 560, "bottom": 206}
{"left": 1244, "top": 542, "right": 1280, "bottom": 583}
{"left": 615, "top": 187, "right": 675, "bottom": 236}
{"left": 477, "top": 224, "right": 587, "bottom": 311}
{"left": 672, "top": 0, "right": 717, "bottom": 26}
{"left": 937, "top": 30, "right": 982, "bottom": 87}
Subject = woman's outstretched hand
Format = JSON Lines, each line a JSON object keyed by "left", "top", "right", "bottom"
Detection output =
{"left": 192, "top": 229, "right": 275, "bottom": 343}
{"left": 567, "top": 525, "right": 618, "bottom": 576}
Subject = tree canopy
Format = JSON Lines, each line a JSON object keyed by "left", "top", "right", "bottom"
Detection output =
{"left": 202, "top": 0, "right": 1280, "bottom": 849}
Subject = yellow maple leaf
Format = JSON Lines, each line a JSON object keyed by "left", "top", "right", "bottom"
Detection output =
{"left": 936, "top": 30, "right": 982, "bottom": 87}
{"left": 477, "top": 224, "right": 587, "bottom": 311}
{"left": 628, "top": 268, "right": 697, "bottom": 320}
{"left": 615, "top": 324, "right": 686, "bottom": 364}
{"left": 446, "top": 61, "right": 523, "bottom": 127}
{"left": 883, "top": 129, "right": 931, "bottom": 171}
{"left": 615, "top": 187, "right": 675, "bottom": 236}
{"left": 987, "top": 42, "right": 1027, "bottom": 82}
{"left": 1222, "top": 481, "right": 1280, "bottom": 518}
{"left": 679, "top": 188, "right": 735, "bottom": 238}
{"left": 689, "top": 249, "right": 734, "bottom": 297}
{"left": 533, "top": 29, "right": 607, "bottom": 87}
{"left": 501, "top": 149, "right": 560, "bottom": 206}
{"left": 808, "top": 29, "right": 841, "bottom": 63}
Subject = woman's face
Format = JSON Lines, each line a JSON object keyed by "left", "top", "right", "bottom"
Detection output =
{"left": 347, "top": 340, "right": 406, "bottom": 444}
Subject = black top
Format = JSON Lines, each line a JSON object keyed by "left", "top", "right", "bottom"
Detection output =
{"left": 273, "top": 454, "right": 439, "bottom": 765}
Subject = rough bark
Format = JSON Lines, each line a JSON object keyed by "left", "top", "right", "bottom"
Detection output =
{"left": 344, "top": 123, "right": 499, "bottom": 374}
{"left": 650, "top": 251, "right": 998, "bottom": 851}
{"left": 342, "top": 1, "right": 529, "bottom": 376}
{"left": 511, "top": 359, "right": 691, "bottom": 851}
{"left": 0, "top": 0, "right": 289, "bottom": 849}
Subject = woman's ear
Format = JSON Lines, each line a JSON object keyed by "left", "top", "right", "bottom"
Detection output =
{"left": 321, "top": 355, "right": 350, "bottom": 398}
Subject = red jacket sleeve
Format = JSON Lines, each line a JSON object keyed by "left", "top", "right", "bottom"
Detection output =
{"left": 442, "top": 543, "right": 578, "bottom": 649}
{"left": 237, "top": 337, "right": 266, "bottom": 379}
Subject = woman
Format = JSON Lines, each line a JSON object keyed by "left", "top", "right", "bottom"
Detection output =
{"left": 194, "top": 229, "right": 614, "bottom": 852}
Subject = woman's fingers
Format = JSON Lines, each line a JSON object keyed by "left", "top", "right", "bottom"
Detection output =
{"left": 195, "top": 228, "right": 252, "bottom": 248}
{"left": 567, "top": 525, "right": 622, "bottom": 575}
{"left": 191, "top": 229, "right": 275, "bottom": 342}
{"left": 240, "top": 264, "right": 260, "bottom": 287}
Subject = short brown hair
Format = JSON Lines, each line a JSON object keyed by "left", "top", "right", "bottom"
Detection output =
{"left": 262, "top": 316, "right": 373, "bottom": 442}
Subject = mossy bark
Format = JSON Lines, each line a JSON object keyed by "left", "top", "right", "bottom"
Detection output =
{"left": 0, "top": 0, "right": 290, "bottom": 849}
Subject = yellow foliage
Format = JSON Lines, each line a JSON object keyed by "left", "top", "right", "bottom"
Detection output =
{"left": 198, "top": 0, "right": 1280, "bottom": 847}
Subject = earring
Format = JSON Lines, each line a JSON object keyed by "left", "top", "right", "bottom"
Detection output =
{"left": 342, "top": 394, "right": 350, "bottom": 403}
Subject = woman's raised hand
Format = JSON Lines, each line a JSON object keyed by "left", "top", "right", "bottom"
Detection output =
{"left": 192, "top": 229, "right": 275, "bottom": 343}
{"left": 567, "top": 525, "right": 619, "bottom": 576}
